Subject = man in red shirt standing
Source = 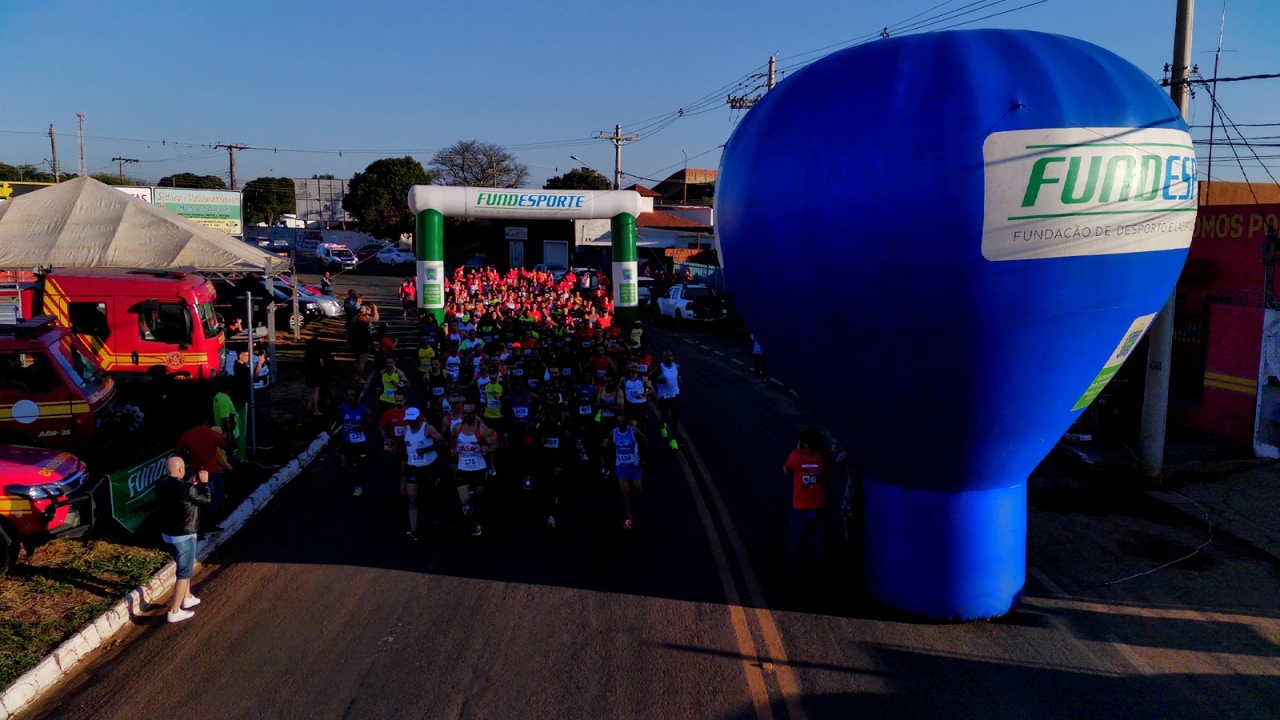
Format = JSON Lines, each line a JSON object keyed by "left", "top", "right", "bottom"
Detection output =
{"left": 177, "top": 418, "right": 229, "bottom": 532}
{"left": 783, "top": 426, "right": 828, "bottom": 575}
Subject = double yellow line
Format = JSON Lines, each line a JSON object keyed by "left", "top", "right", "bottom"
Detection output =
{"left": 661, "top": 407, "right": 807, "bottom": 720}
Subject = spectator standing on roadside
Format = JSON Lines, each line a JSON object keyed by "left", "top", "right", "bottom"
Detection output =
{"left": 157, "top": 456, "right": 210, "bottom": 623}
{"left": 783, "top": 426, "right": 829, "bottom": 575}
{"left": 176, "top": 416, "right": 229, "bottom": 528}
{"left": 321, "top": 271, "right": 334, "bottom": 297}
{"left": 343, "top": 289, "right": 361, "bottom": 326}
{"left": 212, "top": 378, "right": 238, "bottom": 445}
{"left": 751, "top": 335, "right": 767, "bottom": 383}
{"left": 304, "top": 333, "right": 334, "bottom": 416}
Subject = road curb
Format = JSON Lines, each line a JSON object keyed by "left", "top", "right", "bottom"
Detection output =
{"left": 0, "top": 430, "right": 333, "bottom": 720}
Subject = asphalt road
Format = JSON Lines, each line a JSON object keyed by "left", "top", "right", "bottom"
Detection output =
{"left": 28, "top": 273, "right": 1280, "bottom": 719}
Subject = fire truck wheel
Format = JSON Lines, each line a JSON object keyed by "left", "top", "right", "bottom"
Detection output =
{"left": 109, "top": 404, "right": 146, "bottom": 434}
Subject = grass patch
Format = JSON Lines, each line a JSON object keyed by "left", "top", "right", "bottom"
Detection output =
{"left": 0, "top": 601, "right": 110, "bottom": 686}
{"left": 0, "top": 540, "right": 167, "bottom": 688}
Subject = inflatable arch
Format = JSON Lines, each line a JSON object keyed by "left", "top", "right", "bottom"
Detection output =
{"left": 407, "top": 186, "right": 644, "bottom": 326}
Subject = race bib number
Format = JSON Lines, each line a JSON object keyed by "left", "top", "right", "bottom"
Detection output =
{"left": 616, "top": 452, "right": 638, "bottom": 465}
{"left": 432, "top": 386, "right": 445, "bottom": 396}
{"left": 458, "top": 455, "right": 485, "bottom": 472}
{"left": 578, "top": 405, "right": 593, "bottom": 415}
{"left": 802, "top": 475, "right": 819, "bottom": 486}
{"left": 514, "top": 368, "right": 524, "bottom": 377}
{"left": 488, "top": 398, "right": 502, "bottom": 410}
{"left": 543, "top": 437, "right": 560, "bottom": 449}
{"left": 637, "top": 364, "right": 648, "bottom": 372}
{"left": 601, "top": 408, "right": 615, "bottom": 417}
{"left": 409, "top": 450, "right": 437, "bottom": 467}
{"left": 513, "top": 406, "right": 529, "bottom": 419}
{"left": 383, "top": 388, "right": 395, "bottom": 399}
{"left": 346, "top": 431, "right": 366, "bottom": 444}
{"left": 528, "top": 379, "right": 539, "bottom": 388}
{"left": 596, "top": 369, "right": 606, "bottom": 377}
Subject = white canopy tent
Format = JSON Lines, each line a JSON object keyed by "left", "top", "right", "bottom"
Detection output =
{"left": 0, "top": 177, "right": 287, "bottom": 272}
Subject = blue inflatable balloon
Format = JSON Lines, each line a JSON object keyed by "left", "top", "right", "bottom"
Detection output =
{"left": 716, "top": 30, "right": 1196, "bottom": 620}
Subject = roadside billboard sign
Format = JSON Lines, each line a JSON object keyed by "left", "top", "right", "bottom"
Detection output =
{"left": 115, "top": 186, "right": 153, "bottom": 203}
{"left": 153, "top": 187, "right": 243, "bottom": 235}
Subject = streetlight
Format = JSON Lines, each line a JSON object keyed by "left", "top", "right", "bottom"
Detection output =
{"left": 569, "top": 155, "right": 596, "bottom": 172}
{"left": 682, "top": 149, "right": 688, "bottom": 204}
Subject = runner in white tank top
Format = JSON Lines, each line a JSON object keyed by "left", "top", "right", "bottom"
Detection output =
{"left": 653, "top": 350, "right": 681, "bottom": 450}
{"left": 622, "top": 363, "right": 653, "bottom": 424}
{"left": 400, "top": 408, "right": 444, "bottom": 541}
{"left": 451, "top": 403, "right": 496, "bottom": 537}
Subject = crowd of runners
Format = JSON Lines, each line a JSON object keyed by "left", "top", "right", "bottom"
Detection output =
{"left": 336, "top": 266, "right": 683, "bottom": 540}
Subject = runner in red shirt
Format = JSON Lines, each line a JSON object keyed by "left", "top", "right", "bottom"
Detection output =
{"left": 380, "top": 391, "right": 410, "bottom": 454}
{"left": 783, "top": 426, "right": 829, "bottom": 575}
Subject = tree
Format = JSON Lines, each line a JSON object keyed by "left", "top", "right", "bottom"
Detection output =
{"left": 89, "top": 173, "right": 147, "bottom": 186}
{"left": 345, "top": 156, "right": 431, "bottom": 240}
{"left": 429, "top": 140, "right": 529, "bottom": 188}
{"left": 311, "top": 174, "right": 335, "bottom": 180}
{"left": 0, "top": 163, "right": 59, "bottom": 183}
{"left": 156, "top": 172, "right": 226, "bottom": 189}
{"left": 242, "top": 177, "right": 297, "bottom": 225}
{"left": 543, "top": 167, "right": 611, "bottom": 191}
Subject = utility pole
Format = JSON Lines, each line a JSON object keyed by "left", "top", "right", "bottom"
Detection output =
{"left": 1139, "top": 0, "right": 1194, "bottom": 479}
{"left": 594, "top": 125, "right": 638, "bottom": 190}
{"left": 48, "top": 124, "right": 59, "bottom": 182}
{"left": 727, "top": 55, "right": 778, "bottom": 110}
{"left": 112, "top": 157, "right": 139, "bottom": 182}
{"left": 216, "top": 144, "right": 250, "bottom": 189}
{"left": 76, "top": 111, "right": 86, "bottom": 177}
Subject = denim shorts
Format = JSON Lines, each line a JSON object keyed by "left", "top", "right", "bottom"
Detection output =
{"left": 163, "top": 533, "right": 199, "bottom": 580}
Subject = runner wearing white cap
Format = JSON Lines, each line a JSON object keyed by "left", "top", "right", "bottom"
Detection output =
{"left": 401, "top": 407, "right": 444, "bottom": 541}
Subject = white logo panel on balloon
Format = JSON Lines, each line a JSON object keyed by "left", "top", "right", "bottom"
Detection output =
{"left": 983, "top": 127, "right": 1196, "bottom": 261}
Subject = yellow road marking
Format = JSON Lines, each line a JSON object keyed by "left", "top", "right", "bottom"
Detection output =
{"left": 682, "top": 428, "right": 808, "bottom": 720}
{"left": 672, "top": 446, "right": 775, "bottom": 720}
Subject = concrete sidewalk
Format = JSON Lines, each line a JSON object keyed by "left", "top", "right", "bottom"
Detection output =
{"left": 1061, "top": 437, "right": 1280, "bottom": 561}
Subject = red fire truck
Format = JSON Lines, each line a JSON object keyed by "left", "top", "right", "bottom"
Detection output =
{"left": 0, "top": 316, "right": 124, "bottom": 451}
{"left": 0, "top": 268, "right": 225, "bottom": 381}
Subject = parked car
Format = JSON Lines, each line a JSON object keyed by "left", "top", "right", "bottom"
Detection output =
{"left": 315, "top": 244, "right": 357, "bottom": 272}
{"left": 263, "top": 277, "right": 342, "bottom": 318}
{"left": 209, "top": 276, "right": 319, "bottom": 333}
{"left": 656, "top": 283, "right": 730, "bottom": 322}
{"left": 636, "top": 277, "right": 655, "bottom": 306}
{"left": 376, "top": 247, "right": 416, "bottom": 266}
{"left": 353, "top": 242, "right": 388, "bottom": 265}
{"left": 0, "top": 444, "right": 96, "bottom": 573}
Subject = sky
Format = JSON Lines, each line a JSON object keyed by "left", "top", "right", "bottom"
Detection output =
{"left": 1, "top": 0, "right": 1277, "bottom": 190}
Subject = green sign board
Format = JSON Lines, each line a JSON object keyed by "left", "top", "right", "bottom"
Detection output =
{"left": 152, "top": 187, "right": 244, "bottom": 235}
{"left": 107, "top": 450, "right": 171, "bottom": 533}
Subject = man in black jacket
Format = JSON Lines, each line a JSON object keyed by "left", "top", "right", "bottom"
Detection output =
{"left": 156, "top": 456, "right": 211, "bottom": 623}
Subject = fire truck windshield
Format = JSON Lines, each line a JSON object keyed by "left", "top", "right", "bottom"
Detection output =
{"left": 53, "top": 336, "right": 107, "bottom": 391}
{"left": 196, "top": 302, "right": 220, "bottom": 339}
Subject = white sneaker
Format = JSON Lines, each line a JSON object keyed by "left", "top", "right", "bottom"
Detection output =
{"left": 167, "top": 608, "right": 194, "bottom": 623}
{"left": 182, "top": 595, "right": 201, "bottom": 609}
